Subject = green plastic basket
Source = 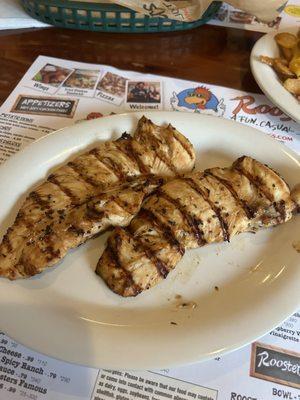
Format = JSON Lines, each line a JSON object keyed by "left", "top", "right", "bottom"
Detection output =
{"left": 21, "top": 0, "right": 221, "bottom": 33}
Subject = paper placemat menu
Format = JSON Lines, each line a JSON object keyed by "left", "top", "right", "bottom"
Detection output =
{"left": 0, "top": 55, "right": 299, "bottom": 400}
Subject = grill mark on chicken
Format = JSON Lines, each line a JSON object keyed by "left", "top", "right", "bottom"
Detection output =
{"left": 15, "top": 261, "right": 36, "bottom": 277}
{"left": 89, "top": 149, "right": 124, "bottom": 180}
{"left": 35, "top": 224, "right": 63, "bottom": 262}
{"left": 157, "top": 150, "right": 179, "bottom": 176}
{"left": 275, "top": 200, "right": 286, "bottom": 222}
{"left": 87, "top": 194, "right": 128, "bottom": 218}
{"left": 109, "top": 194, "right": 140, "bottom": 217}
{"left": 233, "top": 166, "right": 286, "bottom": 221}
{"left": 125, "top": 227, "right": 169, "bottom": 278}
{"left": 205, "top": 171, "right": 254, "bottom": 219}
{"left": 117, "top": 140, "right": 150, "bottom": 175}
{"left": 45, "top": 245, "right": 61, "bottom": 262}
{"left": 109, "top": 180, "right": 160, "bottom": 216}
{"left": 145, "top": 134, "right": 179, "bottom": 176}
{"left": 114, "top": 141, "right": 144, "bottom": 174}
{"left": 117, "top": 132, "right": 131, "bottom": 141}
{"left": 29, "top": 191, "right": 50, "bottom": 210}
{"left": 101, "top": 158, "right": 124, "bottom": 180}
{"left": 233, "top": 165, "right": 270, "bottom": 200}
{"left": 113, "top": 141, "right": 138, "bottom": 167}
{"left": 110, "top": 196, "right": 131, "bottom": 214}
{"left": 109, "top": 233, "right": 142, "bottom": 296}
{"left": 1, "top": 230, "right": 13, "bottom": 252}
{"left": 157, "top": 189, "right": 205, "bottom": 246}
{"left": 67, "top": 161, "right": 99, "bottom": 187}
{"left": 139, "top": 209, "right": 185, "bottom": 256}
{"left": 169, "top": 125, "right": 194, "bottom": 160}
{"left": 48, "top": 175, "right": 80, "bottom": 205}
{"left": 183, "top": 177, "right": 230, "bottom": 242}
{"left": 85, "top": 204, "right": 105, "bottom": 221}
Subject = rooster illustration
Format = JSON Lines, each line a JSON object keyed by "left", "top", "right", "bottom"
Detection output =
{"left": 184, "top": 87, "right": 212, "bottom": 110}
{"left": 170, "top": 86, "right": 225, "bottom": 116}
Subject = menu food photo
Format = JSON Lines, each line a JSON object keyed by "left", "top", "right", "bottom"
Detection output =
{"left": 0, "top": 2, "right": 299, "bottom": 400}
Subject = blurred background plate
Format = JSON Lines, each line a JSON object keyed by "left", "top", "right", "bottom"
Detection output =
{"left": 250, "top": 27, "right": 300, "bottom": 123}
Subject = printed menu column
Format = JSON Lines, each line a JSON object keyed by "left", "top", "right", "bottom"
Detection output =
{"left": 0, "top": 112, "right": 53, "bottom": 164}
{"left": 0, "top": 332, "right": 98, "bottom": 400}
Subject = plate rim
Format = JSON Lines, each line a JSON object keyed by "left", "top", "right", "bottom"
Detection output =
{"left": 0, "top": 111, "right": 299, "bottom": 370}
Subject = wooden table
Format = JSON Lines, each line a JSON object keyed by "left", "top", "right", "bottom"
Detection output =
{"left": 0, "top": 25, "right": 263, "bottom": 106}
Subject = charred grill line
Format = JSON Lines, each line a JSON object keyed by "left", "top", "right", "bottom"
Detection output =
{"left": 275, "top": 199, "right": 286, "bottom": 222}
{"left": 111, "top": 196, "right": 134, "bottom": 215}
{"left": 157, "top": 189, "right": 205, "bottom": 246}
{"left": 114, "top": 140, "right": 147, "bottom": 175}
{"left": 139, "top": 209, "right": 185, "bottom": 256}
{"left": 99, "top": 158, "right": 124, "bottom": 181}
{"left": 67, "top": 161, "right": 99, "bottom": 188}
{"left": 205, "top": 171, "right": 254, "bottom": 219}
{"left": 15, "top": 261, "right": 36, "bottom": 277}
{"left": 169, "top": 125, "right": 194, "bottom": 160}
{"left": 183, "top": 177, "right": 230, "bottom": 242}
{"left": 90, "top": 149, "right": 124, "bottom": 180}
{"left": 116, "top": 132, "right": 132, "bottom": 141}
{"left": 155, "top": 150, "right": 178, "bottom": 176}
{"left": 86, "top": 204, "right": 105, "bottom": 221}
{"left": 233, "top": 166, "right": 286, "bottom": 221}
{"left": 9, "top": 265, "right": 22, "bottom": 279}
{"left": 67, "top": 225, "right": 85, "bottom": 237}
{"left": 25, "top": 224, "right": 61, "bottom": 264}
{"left": 146, "top": 134, "right": 179, "bottom": 176}
{"left": 124, "top": 140, "right": 150, "bottom": 174}
{"left": 125, "top": 227, "right": 169, "bottom": 279}
{"left": 233, "top": 166, "right": 271, "bottom": 200}
{"left": 45, "top": 245, "right": 61, "bottom": 262}
{"left": 89, "top": 182, "right": 147, "bottom": 217}
{"left": 48, "top": 175, "right": 80, "bottom": 205}
{"left": 29, "top": 191, "right": 50, "bottom": 209}
{"left": 108, "top": 233, "right": 142, "bottom": 296}
{"left": 113, "top": 141, "right": 138, "bottom": 168}
{"left": 1, "top": 230, "right": 13, "bottom": 253}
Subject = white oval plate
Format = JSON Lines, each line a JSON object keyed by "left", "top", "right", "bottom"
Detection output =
{"left": 250, "top": 27, "right": 300, "bottom": 123}
{"left": 0, "top": 112, "right": 299, "bottom": 370}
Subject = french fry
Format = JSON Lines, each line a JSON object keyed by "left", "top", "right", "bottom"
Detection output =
{"left": 273, "top": 58, "right": 295, "bottom": 80}
{"left": 277, "top": 57, "right": 289, "bottom": 66}
{"left": 275, "top": 32, "right": 298, "bottom": 49}
{"left": 281, "top": 47, "right": 293, "bottom": 62}
{"left": 283, "top": 78, "right": 300, "bottom": 96}
{"left": 289, "top": 57, "right": 300, "bottom": 78}
{"left": 259, "top": 55, "right": 274, "bottom": 66}
{"left": 260, "top": 31, "right": 300, "bottom": 102}
{"left": 289, "top": 45, "right": 300, "bottom": 77}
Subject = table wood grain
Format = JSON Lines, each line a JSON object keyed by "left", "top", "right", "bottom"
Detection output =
{"left": 0, "top": 25, "right": 263, "bottom": 106}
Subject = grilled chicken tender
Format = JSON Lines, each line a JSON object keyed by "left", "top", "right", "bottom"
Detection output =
{"left": 6, "top": 176, "right": 162, "bottom": 279}
{"left": 0, "top": 116, "right": 195, "bottom": 280}
{"left": 97, "top": 156, "right": 299, "bottom": 297}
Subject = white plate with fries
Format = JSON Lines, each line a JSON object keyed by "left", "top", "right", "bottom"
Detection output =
{"left": 251, "top": 28, "right": 300, "bottom": 123}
